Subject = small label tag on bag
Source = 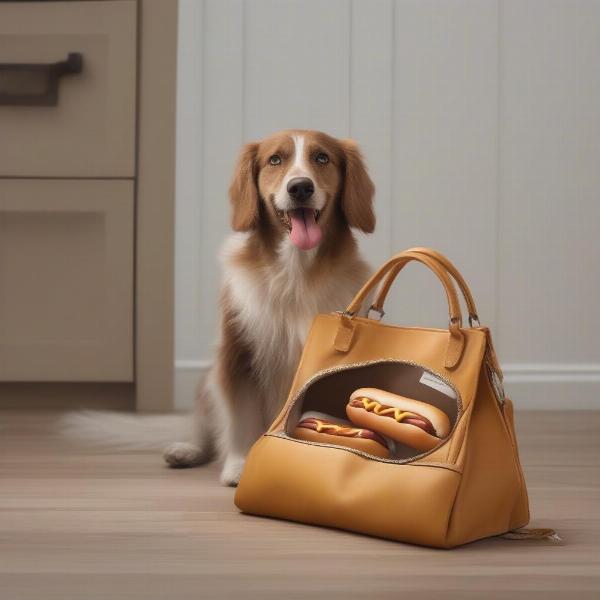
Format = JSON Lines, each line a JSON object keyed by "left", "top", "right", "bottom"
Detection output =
{"left": 498, "top": 528, "right": 562, "bottom": 543}
{"left": 419, "top": 371, "right": 457, "bottom": 399}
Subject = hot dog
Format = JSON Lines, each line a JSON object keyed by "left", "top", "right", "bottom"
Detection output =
{"left": 346, "top": 388, "right": 451, "bottom": 452}
{"left": 293, "top": 411, "right": 391, "bottom": 458}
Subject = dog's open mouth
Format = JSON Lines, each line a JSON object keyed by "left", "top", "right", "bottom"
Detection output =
{"left": 276, "top": 208, "right": 322, "bottom": 251}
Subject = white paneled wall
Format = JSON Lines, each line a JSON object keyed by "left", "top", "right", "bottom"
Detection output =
{"left": 175, "top": 0, "right": 600, "bottom": 409}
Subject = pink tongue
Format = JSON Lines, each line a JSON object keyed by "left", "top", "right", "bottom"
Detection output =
{"left": 289, "top": 209, "right": 322, "bottom": 250}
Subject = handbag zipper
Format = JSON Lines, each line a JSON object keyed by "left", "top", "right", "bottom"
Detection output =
{"left": 269, "top": 358, "right": 463, "bottom": 465}
{"left": 485, "top": 348, "right": 505, "bottom": 406}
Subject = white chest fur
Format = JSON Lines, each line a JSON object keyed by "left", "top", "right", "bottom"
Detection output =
{"left": 221, "top": 234, "right": 363, "bottom": 416}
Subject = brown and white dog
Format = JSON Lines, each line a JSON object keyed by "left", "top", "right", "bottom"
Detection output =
{"left": 164, "top": 129, "right": 376, "bottom": 485}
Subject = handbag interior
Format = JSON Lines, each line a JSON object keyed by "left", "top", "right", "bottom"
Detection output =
{"left": 285, "top": 361, "right": 460, "bottom": 461}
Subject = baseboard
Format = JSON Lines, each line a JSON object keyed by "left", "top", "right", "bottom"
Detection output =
{"left": 503, "top": 364, "right": 600, "bottom": 409}
{"left": 174, "top": 360, "right": 600, "bottom": 410}
{"left": 0, "top": 382, "right": 135, "bottom": 411}
{"left": 503, "top": 363, "right": 600, "bottom": 382}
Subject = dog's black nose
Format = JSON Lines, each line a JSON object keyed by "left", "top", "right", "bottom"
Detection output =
{"left": 287, "top": 177, "right": 314, "bottom": 202}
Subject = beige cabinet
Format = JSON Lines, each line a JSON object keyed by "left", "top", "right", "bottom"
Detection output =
{"left": 0, "top": 1, "right": 177, "bottom": 410}
{"left": 0, "top": 0, "right": 137, "bottom": 177}
{"left": 0, "top": 180, "right": 134, "bottom": 381}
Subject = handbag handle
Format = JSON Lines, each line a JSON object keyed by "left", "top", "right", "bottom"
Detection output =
{"left": 370, "top": 247, "right": 480, "bottom": 327}
{"left": 335, "top": 250, "right": 465, "bottom": 368}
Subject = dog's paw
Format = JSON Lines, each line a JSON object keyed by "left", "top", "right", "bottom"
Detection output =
{"left": 163, "top": 442, "right": 204, "bottom": 468}
{"left": 220, "top": 454, "right": 245, "bottom": 487}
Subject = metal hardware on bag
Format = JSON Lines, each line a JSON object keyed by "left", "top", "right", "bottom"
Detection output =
{"left": 367, "top": 305, "right": 385, "bottom": 321}
{"left": 449, "top": 316, "right": 462, "bottom": 327}
{"left": 335, "top": 310, "right": 356, "bottom": 318}
{"left": 489, "top": 365, "right": 506, "bottom": 405}
{"left": 485, "top": 346, "right": 505, "bottom": 406}
{"left": 468, "top": 314, "right": 480, "bottom": 328}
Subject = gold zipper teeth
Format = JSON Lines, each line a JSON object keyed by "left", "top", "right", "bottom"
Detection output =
{"left": 268, "top": 431, "right": 460, "bottom": 466}
{"left": 275, "top": 358, "right": 463, "bottom": 465}
{"left": 485, "top": 349, "right": 505, "bottom": 405}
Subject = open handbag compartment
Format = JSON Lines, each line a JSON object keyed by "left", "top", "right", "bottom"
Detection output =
{"left": 284, "top": 359, "right": 461, "bottom": 461}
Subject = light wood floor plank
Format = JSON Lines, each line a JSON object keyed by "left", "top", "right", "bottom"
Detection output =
{"left": 1, "top": 410, "right": 599, "bottom": 599}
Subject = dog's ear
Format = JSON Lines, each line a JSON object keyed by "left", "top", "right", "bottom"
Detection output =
{"left": 229, "top": 142, "right": 260, "bottom": 232}
{"left": 340, "top": 139, "right": 376, "bottom": 233}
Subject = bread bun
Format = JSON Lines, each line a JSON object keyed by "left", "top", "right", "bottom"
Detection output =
{"left": 293, "top": 411, "right": 390, "bottom": 459}
{"left": 346, "top": 388, "right": 451, "bottom": 452}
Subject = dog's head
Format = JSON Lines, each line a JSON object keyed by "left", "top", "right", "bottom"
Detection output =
{"left": 228, "top": 130, "right": 375, "bottom": 251}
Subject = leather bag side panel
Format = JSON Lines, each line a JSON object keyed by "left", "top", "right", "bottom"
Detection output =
{"left": 502, "top": 398, "right": 531, "bottom": 529}
{"left": 445, "top": 367, "right": 527, "bottom": 547}
{"left": 235, "top": 435, "right": 461, "bottom": 548}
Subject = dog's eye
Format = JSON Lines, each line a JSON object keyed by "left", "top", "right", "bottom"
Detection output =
{"left": 315, "top": 152, "right": 329, "bottom": 165}
{"left": 269, "top": 154, "right": 282, "bottom": 166}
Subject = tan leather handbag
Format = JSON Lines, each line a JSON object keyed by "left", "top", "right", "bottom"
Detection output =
{"left": 235, "top": 248, "right": 553, "bottom": 548}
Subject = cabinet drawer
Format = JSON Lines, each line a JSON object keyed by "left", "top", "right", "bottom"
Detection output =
{"left": 0, "top": 179, "right": 133, "bottom": 381}
{"left": 0, "top": 1, "right": 137, "bottom": 177}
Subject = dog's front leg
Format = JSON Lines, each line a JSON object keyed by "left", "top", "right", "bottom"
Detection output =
{"left": 216, "top": 291, "right": 267, "bottom": 486}
{"left": 220, "top": 377, "right": 264, "bottom": 486}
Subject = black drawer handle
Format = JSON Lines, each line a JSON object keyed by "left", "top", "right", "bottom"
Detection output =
{"left": 0, "top": 52, "right": 83, "bottom": 106}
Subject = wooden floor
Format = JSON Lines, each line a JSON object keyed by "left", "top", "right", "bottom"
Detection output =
{"left": 1, "top": 410, "right": 599, "bottom": 600}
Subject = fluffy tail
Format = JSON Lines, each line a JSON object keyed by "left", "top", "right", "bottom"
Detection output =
{"left": 59, "top": 410, "right": 194, "bottom": 452}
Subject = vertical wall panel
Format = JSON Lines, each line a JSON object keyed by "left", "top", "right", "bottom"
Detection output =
{"left": 350, "top": 0, "right": 394, "bottom": 267}
{"left": 389, "top": 0, "right": 498, "bottom": 329}
{"left": 175, "top": 0, "right": 204, "bottom": 361}
{"left": 199, "top": 0, "right": 245, "bottom": 356}
{"left": 499, "top": 0, "right": 600, "bottom": 364}
{"left": 244, "top": 0, "right": 350, "bottom": 139}
{"left": 175, "top": 0, "right": 206, "bottom": 408}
